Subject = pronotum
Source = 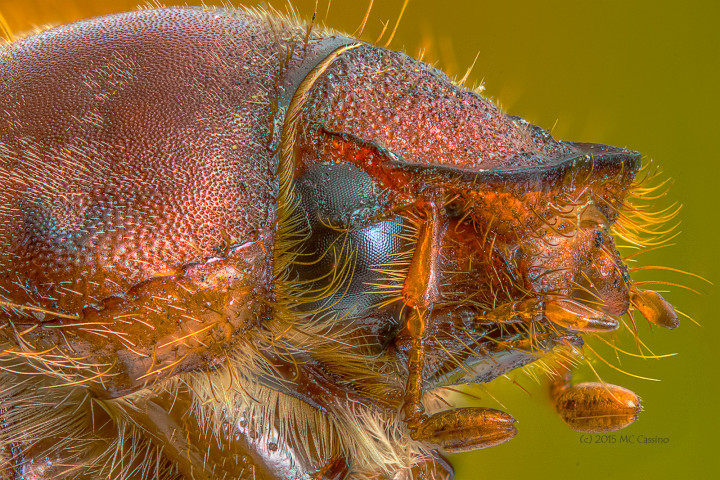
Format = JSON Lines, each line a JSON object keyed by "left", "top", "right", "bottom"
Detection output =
{"left": 0, "top": 3, "right": 682, "bottom": 479}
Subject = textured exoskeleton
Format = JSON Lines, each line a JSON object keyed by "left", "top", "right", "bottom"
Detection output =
{"left": 0, "top": 6, "right": 678, "bottom": 479}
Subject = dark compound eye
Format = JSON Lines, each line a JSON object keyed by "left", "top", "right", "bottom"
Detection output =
{"left": 294, "top": 163, "right": 387, "bottom": 229}
{"left": 292, "top": 163, "right": 411, "bottom": 319}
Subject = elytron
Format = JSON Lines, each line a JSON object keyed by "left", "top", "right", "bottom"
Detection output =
{"left": 0, "top": 4, "right": 680, "bottom": 479}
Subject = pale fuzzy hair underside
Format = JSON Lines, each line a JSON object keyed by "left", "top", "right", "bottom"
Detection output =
{"left": 0, "top": 358, "right": 427, "bottom": 480}
{"left": 191, "top": 357, "right": 426, "bottom": 478}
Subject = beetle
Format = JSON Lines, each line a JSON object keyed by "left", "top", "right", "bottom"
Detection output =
{"left": 0, "top": 4, "right": 680, "bottom": 479}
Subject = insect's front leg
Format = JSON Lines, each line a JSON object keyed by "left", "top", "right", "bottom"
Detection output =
{"left": 400, "top": 196, "right": 516, "bottom": 452}
{"left": 400, "top": 196, "right": 446, "bottom": 429}
{"left": 123, "top": 386, "right": 352, "bottom": 480}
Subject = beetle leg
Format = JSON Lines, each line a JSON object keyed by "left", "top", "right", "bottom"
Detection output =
{"left": 129, "top": 386, "right": 350, "bottom": 480}
{"left": 256, "top": 351, "right": 389, "bottom": 414}
{"left": 368, "top": 451, "right": 454, "bottom": 480}
{"left": 404, "top": 451, "right": 455, "bottom": 480}
{"left": 400, "top": 199, "right": 446, "bottom": 430}
{"left": 551, "top": 363, "right": 642, "bottom": 432}
{"left": 401, "top": 199, "right": 516, "bottom": 451}
{"left": 401, "top": 307, "right": 429, "bottom": 429}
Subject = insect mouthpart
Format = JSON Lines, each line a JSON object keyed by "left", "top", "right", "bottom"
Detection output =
{"left": 387, "top": 143, "right": 663, "bottom": 384}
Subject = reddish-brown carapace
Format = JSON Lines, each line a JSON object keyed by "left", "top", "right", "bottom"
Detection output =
{"left": 0, "top": 4, "right": 682, "bottom": 479}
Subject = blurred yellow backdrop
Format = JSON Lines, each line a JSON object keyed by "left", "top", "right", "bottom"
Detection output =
{"left": 1, "top": 1, "right": 717, "bottom": 479}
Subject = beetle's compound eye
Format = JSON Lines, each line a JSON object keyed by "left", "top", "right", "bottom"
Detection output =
{"left": 291, "top": 163, "right": 411, "bottom": 319}
{"left": 295, "top": 163, "right": 387, "bottom": 228}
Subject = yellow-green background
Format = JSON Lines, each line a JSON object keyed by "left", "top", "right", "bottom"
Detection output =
{"left": 1, "top": 1, "right": 717, "bottom": 478}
